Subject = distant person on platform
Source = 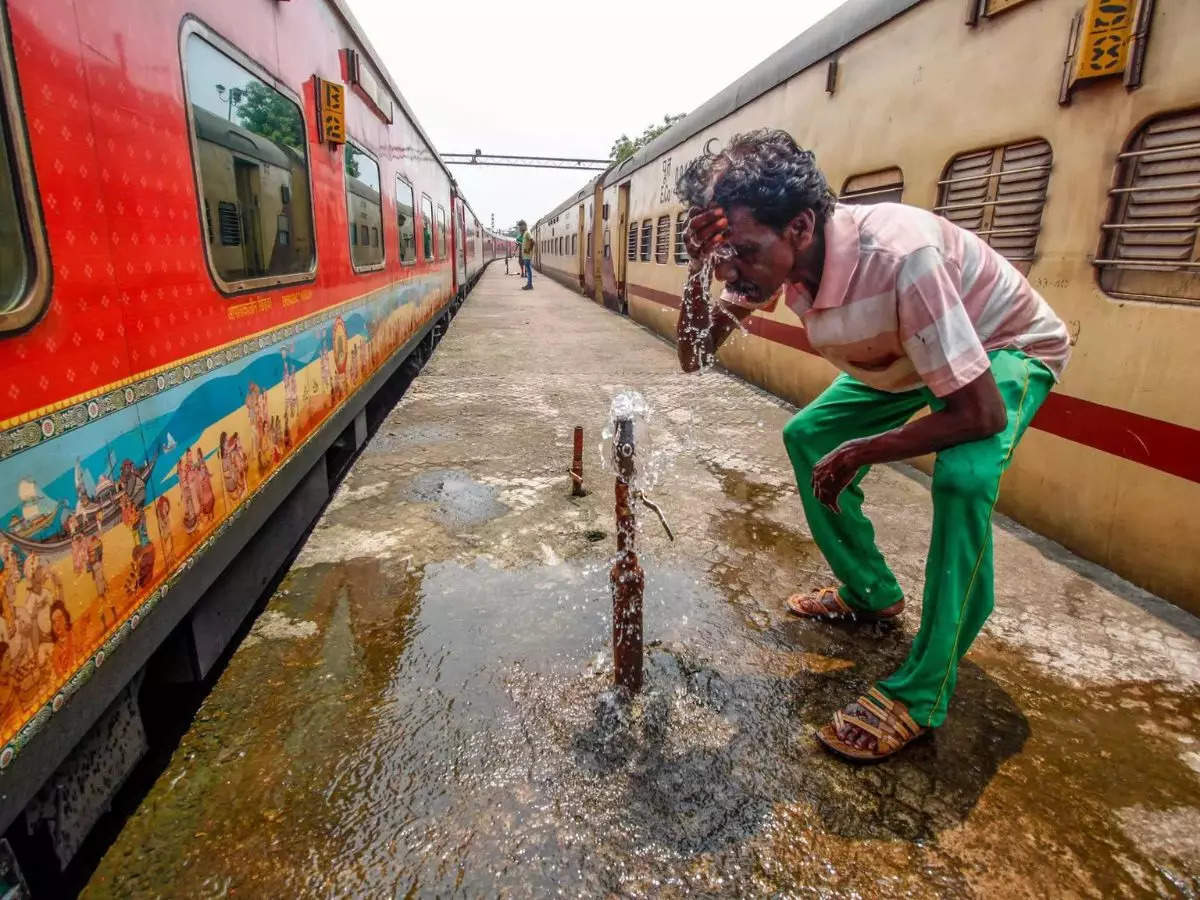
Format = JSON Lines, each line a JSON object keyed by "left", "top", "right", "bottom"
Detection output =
{"left": 676, "top": 129, "right": 1069, "bottom": 763}
{"left": 517, "top": 220, "right": 535, "bottom": 290}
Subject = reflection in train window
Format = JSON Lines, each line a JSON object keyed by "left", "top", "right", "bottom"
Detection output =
{"left": 1097, "top": 107, "right": 1200, "bottom": 306}
{"left": 184, "top": 32, "right": 315, "bottom": 289}
{"left": 437, "top": 205, "right": 448, "bottom": 259}
{"left": 421, "top": 195, "right": 434, "bottom": 259}
{"left": 345, "top": 141, "right": 383, "bottom": 271}
{"left": 396, "top": 177, "right": 416, "bottom": 264}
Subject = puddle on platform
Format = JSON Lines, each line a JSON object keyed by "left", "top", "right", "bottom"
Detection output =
{"left": 404, "top": 468, "right": 508, "bottom": 526}
{"left": 85, "top": 548, "right": 1200, "bottom": 897}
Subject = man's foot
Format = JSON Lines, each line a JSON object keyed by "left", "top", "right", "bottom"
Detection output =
{"left": 786, "top": 586, "right": 903, "bottom": 621}
{"left": 815, "top": 688, "right": 928, "bottom": 762}
{"left": 521, "top": 285, "right": 533, "bottom": 290}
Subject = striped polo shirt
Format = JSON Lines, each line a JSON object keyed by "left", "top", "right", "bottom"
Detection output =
{"left": 732, "top": 202, "right": 1071, "bottom": 397}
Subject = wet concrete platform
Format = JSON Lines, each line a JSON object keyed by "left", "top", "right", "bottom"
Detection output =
{"left": 86, "top": 266, "right": 1200, "bottom": 897}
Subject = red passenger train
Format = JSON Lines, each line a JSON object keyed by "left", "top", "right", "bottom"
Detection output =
{"left": 0, "top": 0, "right": 510, "bottom": 862}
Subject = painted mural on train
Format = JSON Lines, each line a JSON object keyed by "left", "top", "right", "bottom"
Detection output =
{"left": 0, "top": 277, "right": 447, "bottom": 758}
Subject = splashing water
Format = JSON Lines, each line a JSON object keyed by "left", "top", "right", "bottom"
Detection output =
{"left": 680, "top": 244, "right": 748, "bottom": 374}
{"left": 597, "top": 389, "right": 679, "bottom": 497}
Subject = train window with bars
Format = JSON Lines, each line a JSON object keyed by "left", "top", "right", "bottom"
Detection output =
{"left": 1097, "top": 108, "right": 1200, "bottom": 306}
{"left": 840, "top": 167, "right": 904, "bottom": 205}
{"left": 935, "top": 139, "right": 1051, "bottom": 275}
{"left": 604, "top": 226, "right": 611, "bottom": 259}
{"left": 627, "top": 222, "right": 637, "bottom": 260}
{"left": 395, "top": 177, "right": 416, "bottom": 264}
{"left": 421, "top": 195, "right": 434, "bottom": 259}
{"left": 639, "top": 219, "right": 652, "bottom": 261}
{"left": 0, "top": 9, "right": 46, "bottom": 333}
{"left": 587, "top": 230, "right": 592, "bottom": 259}
{"left": 345, "top": 141, "right": 384, "bottom": 271}
{"left": 437, "top": 205, "right": 448, "bottom": 259}
{"left": 655, "top": 215, "right": 670, "bottom": 263}
{"left": 183, "top": 29, "right": 316, "bottom": 291}
{"left": 674, "top": 212, "right": 688, "bottom": 264}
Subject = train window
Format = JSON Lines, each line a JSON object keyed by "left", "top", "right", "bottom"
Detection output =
{"left": 437, "top": 205, "right": 448, "bottom": 259}
{"left": 840, "top": 167, "right": 904, "bottom": 205}
{"left": 935, "top": 139, "right": 1051, "bottom": 275}
{"left": 1097, "top": 108, "right": 1200, "bottom": 306}
{"left": 604, "top": 227, "right": 611, "bottom": 260}
{"left": 345, "top": 141, "right": 384, "bottom": 271}
{"left": 0, "top": 10, "right": 47, "bottom": 333}
{"left": 639, "top": 219, "right": 652, "bottom": 262}
{"left": 587, "top": 230, "right": 592, "bottom": 259}
{"left": 395, "top": 177, "right": 416, "bottom": 264}
{"left": 627, "top": 223, "right": 637, "bottom": 261}
{"left": 655, "top": 215, "right": 670, "bottom": 263}
{"left": 421, "top": 195, "right": 434, "bottom": 259}
{"left": 183, "top": 30, "right": 315, "bottom": 291}
{"left": 674, "top": 212, "right": 688, "bottom": 264}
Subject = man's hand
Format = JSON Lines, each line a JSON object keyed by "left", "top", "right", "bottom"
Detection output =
{"left": 684, "top": 206, "right": 728, "bottom": 273}
{"left": 811, "top": 439, "right": 868, "bottom": 513}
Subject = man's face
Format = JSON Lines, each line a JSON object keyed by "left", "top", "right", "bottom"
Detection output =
{"left": 713, "top": 206, "right": 813, "bottom": 304}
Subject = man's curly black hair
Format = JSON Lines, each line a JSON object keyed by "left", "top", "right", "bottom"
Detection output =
{"left": 675, "top": 129, "right": 835, "bottom": 230}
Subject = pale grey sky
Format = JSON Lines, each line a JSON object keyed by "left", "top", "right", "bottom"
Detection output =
{"left": 344, "top": 0, "right": 848, "bottom": 231}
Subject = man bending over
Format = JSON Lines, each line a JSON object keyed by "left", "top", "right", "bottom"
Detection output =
{"left": 676, "top": 129, "right": 1069, "bottom": 762}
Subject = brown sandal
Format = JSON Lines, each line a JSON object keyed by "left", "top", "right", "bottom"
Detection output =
{"left": 816, "top": 687, "right": 928, "bottom": 763}
{"left": 786, "top": 587, "right": 903, "bottom": 622}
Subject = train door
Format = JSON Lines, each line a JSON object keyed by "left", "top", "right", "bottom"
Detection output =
{"left": 234, "top": 158, "right": 264, "bottom": 276}
{"left": 577, "top": 202, "right": 586, "bottom": 289}
{"left": 616, "top": 182, "right": 630, "bottom": 314}
{"left": 458, "top": 206, "right": 467, "bottom": 281}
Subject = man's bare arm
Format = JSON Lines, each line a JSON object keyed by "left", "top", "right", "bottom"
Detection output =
{"left": 810, "top": 368, "right": 1007, "bottom": 511}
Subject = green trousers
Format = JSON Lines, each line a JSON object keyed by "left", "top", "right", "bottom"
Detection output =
{"left": 782, "top": 350, "right": 1054, "bottom": 728}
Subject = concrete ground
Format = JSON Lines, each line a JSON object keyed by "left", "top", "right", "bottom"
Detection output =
{"left": 86, "top": 265, "right": 1200, "bottom": 897}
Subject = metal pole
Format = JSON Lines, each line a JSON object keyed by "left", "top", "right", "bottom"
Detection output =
{"left": 610, "top": 416, "right": 643, "bottom": 693}
{"left": 571, "top": 426, "right": 585, "bottom": 496}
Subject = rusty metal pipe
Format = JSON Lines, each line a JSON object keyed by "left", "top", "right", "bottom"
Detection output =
{"left": 610, "top": 416, "right": 643, "bottom": 693}
{"left": 570, "top": 425, "right": 585, "bottom": 496}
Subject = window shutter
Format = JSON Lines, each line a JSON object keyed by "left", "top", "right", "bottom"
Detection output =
{"left": 840, "top": 167, "right": 904, "bottom": 205}
{"left": 936, "top": 139, "right": 1051, "bottom": 273}
{"left": 627, "top": 223, "right": 637, "bottom": 261}
{"left": 1097, "top": 108, "right": 1200, "bottom": 305}
{"left": 655, "top": 215, "right": 670, "bottom": 263}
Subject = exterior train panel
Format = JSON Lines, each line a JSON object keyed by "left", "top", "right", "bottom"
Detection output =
{"left": 0, "top": 0, "right": 493, "bottom": 816}
{"left": 547, "top": 0, "right": 1200, "bottom": 612}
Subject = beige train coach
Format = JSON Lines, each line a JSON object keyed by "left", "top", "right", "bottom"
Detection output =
{"left": 536, "top": 0, "right": 1200, "bottom": 612}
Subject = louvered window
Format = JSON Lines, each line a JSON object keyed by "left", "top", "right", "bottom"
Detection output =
{"left": 627, "top": 222, "right": 637, "bottom": 261}
{"left": 639, "top": 219, "right": 652, "bottom": 261}
{"left": 218, "top": 201, "right": 242, "bottom": 246}
{"left": 675, "top": 211, "right": 688, "bottom": 264}
{"left": 655, "top": 215, "right": 670, "bottom": 263}
{"left": 935, "top": 139, "right": 1052, "bottom": 274}
{"left": 840, "top": 167, "right": 904, "bottom": 205}
{"left": 1097, "top": 108, "right": 1200, "bottom": 305}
